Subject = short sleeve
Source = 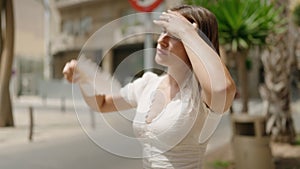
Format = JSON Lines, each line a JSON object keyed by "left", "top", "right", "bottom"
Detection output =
{"left": 198, "top": 101, "right": 222, "bottom": 144}
{"left": 120, "top": 72, "right": 157, "bottom": 107}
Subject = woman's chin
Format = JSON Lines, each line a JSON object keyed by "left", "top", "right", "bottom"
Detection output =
{"left": 155, "top": 56, "right": 168, "bottom": 66}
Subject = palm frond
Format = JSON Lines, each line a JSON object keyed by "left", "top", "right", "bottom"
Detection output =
{"left": 185, "top": 0, "right": 286, "bottom": 52}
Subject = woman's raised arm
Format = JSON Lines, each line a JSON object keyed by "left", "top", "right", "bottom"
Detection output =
{"left": 154, "top": 10, "right": 236, "bottom": 113}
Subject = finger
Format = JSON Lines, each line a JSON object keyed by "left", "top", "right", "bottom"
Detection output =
{"left": 70, "top": 59, "right": 77, "bottom": 66}
{"left": 64, "top": 73, "right": 72, "bottom": 83}
{"left": 159, "top": 12, "right": 172, "bottom": 22}
{"left": 167, "top": 10, "right": 190, "bottom": 23}
{"left": 62, "top": 62, "right": 70, "bottom": 74}
{"left": 167, "top": 10, "right": 182, "bottom": 17}
{"left": 153, "top": 19, "right": 167, "bottom": 27}
{"left": 63, "top": 67, "right": 73, "bottom": 78}
{"left": 159, "top": 15, "right": 170, "bottom": 21}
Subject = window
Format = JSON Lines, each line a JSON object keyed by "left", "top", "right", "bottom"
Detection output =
{"left": 61, "top": 16, "right": 92, "bottom": 36}
{"left": 62, "top": 20, "right": 72, "bottom": 35}
{"left": 80, "top": 16, "right": 92, "bottom": 35}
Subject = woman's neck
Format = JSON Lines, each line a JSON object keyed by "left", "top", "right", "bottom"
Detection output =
{"left": 166, "top": 66, "right": 191, "bottom": 89}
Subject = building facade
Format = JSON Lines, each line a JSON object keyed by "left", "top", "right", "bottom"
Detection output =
{"left": 51, "top": 0, "right": 183, "bottom": 81}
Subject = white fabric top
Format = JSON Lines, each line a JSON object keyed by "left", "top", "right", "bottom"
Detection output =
{"left": 120, "top": 72, "right": 213, "bottom": 169}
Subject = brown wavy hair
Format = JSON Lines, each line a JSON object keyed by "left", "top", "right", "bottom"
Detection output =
{"left": 171, "top": 5, "right": 220, "bottom": 56}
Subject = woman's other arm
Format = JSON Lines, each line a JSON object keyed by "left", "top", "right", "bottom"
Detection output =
{"left": 63, "top": 59, "right": 134, "bottom": 113}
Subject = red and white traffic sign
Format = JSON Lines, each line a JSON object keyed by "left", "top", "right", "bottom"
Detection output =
{"left": 128, "top": 0, "right": 163, "bottom": 12}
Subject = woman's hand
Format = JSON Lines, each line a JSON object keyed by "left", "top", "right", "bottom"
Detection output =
{"left": 62, "top": 59, "right": 79, "bottom": 83}
{"left": 154, "top": 10, "right": 197, "bottom": 40}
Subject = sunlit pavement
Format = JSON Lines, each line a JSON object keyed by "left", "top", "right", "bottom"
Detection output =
{"left": 0, "top": 132, "right": 142, "bottom": 169}
{"left": 0, "top": 96, "right": 143, "bottom": 169}
{"left": 0, "top": 96, "right": 299, "bottom": 169}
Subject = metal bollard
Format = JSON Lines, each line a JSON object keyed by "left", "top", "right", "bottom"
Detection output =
{"left": 61, "top": 97, "right": 66, "bottom": 112}
{"left": 28, "top": 106, "right": 34, "bottom": 141}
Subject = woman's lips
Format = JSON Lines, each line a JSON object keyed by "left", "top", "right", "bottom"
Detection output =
{"left": 157, "top": 48, "right": 168, "bottom": 56}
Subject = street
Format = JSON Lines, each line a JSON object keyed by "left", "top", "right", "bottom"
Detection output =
{"left": 0, "top": 96, "right": 299, "bottom": 169}
{"left": 0, "top": 132, "right": 142, "bottom": 169}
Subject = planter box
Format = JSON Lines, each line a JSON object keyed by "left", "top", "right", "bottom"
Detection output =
{"left": 231, "top": 114, "right": 275, "bottom": 169}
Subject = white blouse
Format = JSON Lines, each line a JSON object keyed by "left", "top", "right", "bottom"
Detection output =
{"left": 120, "top": 72, "right": 213, "bottom": 169}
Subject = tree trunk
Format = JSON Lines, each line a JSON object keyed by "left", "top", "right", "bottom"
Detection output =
{"left": 235, "top": 50, "right": 249, "bottom": 113}
{"left": 259, "top": 0, "right": 297, "bottom": 143}
{"left": 261, "top": 35, "right": 296, "bottom": 143}
{"left": 0, "top": 1, "right": 3, "bottom": 59}
{"left": 0, "top": 0, "right": 15, "bottom": 127}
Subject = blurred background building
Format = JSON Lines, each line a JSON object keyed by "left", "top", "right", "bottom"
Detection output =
{"left": 13, "top": 0, "right": 183, "bottom": 96}
{"left": 12, "top": 0, "right": 299, "bottom": 99}
{"left": 13, "top": 0, "right": 46, "bottom": 96}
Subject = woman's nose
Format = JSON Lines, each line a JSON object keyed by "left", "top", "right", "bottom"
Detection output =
{"left": 157, "top": 33, "right": 169, "bottom": 48}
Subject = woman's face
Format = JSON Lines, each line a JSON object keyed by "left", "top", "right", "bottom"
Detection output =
{"left": 155, "top": 30, "right": 190, "bottom": 68}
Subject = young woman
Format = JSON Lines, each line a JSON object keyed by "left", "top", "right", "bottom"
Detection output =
{"left": 63, "top": 5, "right": 236, "bottom": 169}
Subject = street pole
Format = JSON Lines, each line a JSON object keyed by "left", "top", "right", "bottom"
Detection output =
{"left": 144, "top": 13, "right": 154, "bottom": 71}
{"left": 128, "top": 0, "right": 164, "bottom": 72}
{"left": 43, "top": 0, "right": 51, "bottom": 79}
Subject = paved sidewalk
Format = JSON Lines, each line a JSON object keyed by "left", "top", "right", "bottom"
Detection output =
{"left": 204, "top": 99, "right": 300, "bottom": 169}
{"left": 0, "top": 96, "right": 299, "bottom": 169}
{"left": 1, "top": 96, "right": 234, "bottom": 152}
{"left": 0, "top": 96, "right": 84, "bottom": 148}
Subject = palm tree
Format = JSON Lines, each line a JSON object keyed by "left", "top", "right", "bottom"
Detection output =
{"left": 291, "top": 1, "right": 300, "bottom": 75}
{"left": 0, "top": 0, "right": 15, "bottom": 127}
{"left": 259, "top": 0, "right": 297, "bottom": 143}
{"left": 186, "top": 0, "right": 284, "bottom": 113}
{"left": 293, "top": 2, "right": 300, "bottom": 26}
